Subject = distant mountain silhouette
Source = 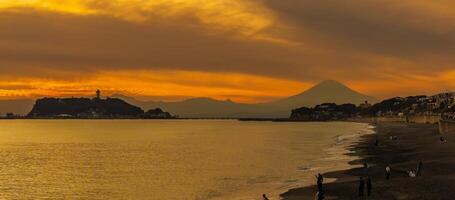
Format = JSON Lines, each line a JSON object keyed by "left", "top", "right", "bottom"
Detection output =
{"left": 0, "top": 99, "right": 35, "bottom": 116}
{"left": 111, "top": 80, "right": 377, "bottom": 118}
{"left": 0, "top": 80, "right": 377, "bottom": 118}
{"left": 273, "top": 80, "right": 377, "bottom": 108}
{"left": 110, "top": 95, "right": 277, "bottom": 118}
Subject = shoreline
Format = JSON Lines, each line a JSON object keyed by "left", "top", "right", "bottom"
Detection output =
{"left": 280, "top": 122, "right": 453, "bottom": 199}
{"left": 213, "top": 122, "right": 375, "bottom": 200}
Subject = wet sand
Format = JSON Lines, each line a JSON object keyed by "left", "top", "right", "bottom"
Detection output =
{"left": 281, "top": 122, "right": 455, "bottom": 200}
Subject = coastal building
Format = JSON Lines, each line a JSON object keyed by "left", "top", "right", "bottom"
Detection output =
{"left": 431, "top": 92, "right": 455, "bottom": 109}
{"left": 417, "top": 96, "right": 428, "bottom": 102}
{"left": 6, "top": 112, "right": 15, "bottom": 119}
{"left": 290, "top": 103, "right": 357, "bottom": 121}
{"left": 56, "top": 114, "right": 74, "bottom": 118}
{"left": 359, "top": 101, "right": 372, "bottom": 109}
{"left": 426, "top": 102, "right": 436, "bottom": 114}
{"left": 450, "top": 95, "right": 455, "bottom": 108}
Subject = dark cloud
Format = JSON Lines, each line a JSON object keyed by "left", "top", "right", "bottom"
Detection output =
{"left": 0, "top": 1, "right": 455, "bottom": 90}
{"left": 0, "top": 8, "right": 402, "bottom": 83}
{"left": 0, "top": 9, "right": 313, "bottom": 79}
{"left": 263, "top": 0, "right": 455, "bottom": 70}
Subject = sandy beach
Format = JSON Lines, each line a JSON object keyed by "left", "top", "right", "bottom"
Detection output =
{"left": 281, "top": 122, "right": 455, "bottom": 200}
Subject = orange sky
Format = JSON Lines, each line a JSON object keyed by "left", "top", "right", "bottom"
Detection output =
{"left": 0, "top": 70, "right": 311, "bottom": 103}
{"left": 0, "top": 0, "right": 455, "bottom": 102}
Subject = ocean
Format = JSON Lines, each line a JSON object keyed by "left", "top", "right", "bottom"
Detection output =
{"left": 0, "top": 120, "right": 374, "bottom": 199}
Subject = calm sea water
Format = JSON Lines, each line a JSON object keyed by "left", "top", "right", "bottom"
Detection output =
{"left": 0, "top": 120, "right": 373, "bottom": 200}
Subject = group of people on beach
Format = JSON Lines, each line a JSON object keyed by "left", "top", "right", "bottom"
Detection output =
{"left": 357, "top": 162, "right": 373, "bottom": 198}
{"left": 440, "top": 136, "right": 447, "bottom": 143}
{"left": 262, "top": 135, "right": 429, "bottom": 200}
{"left": 308, "top": 136, "right": 427, "bottom": 200}
{"left": 311, "top": 161, "right": 423, "bottom": 199}
{"left": 312, "top": 172, "right": 372, "bottom": 199}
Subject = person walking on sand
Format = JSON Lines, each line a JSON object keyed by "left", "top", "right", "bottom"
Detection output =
{"left": 416, "top": 161, "right": 423, "bottom": 176}
{"left": 262, "top": 194, "right": 269, "bottom": 200}
{"left": 358, "top": 176, "right": 365, "bottom": 197}
{"left": 366, "top": 176, "right": 372, "bottom": 197}
{"left": 385, "top": 165, "right": 391, "bottom": 180}
{"left": 316, "top": 173, "right": 324, "bottom": 192}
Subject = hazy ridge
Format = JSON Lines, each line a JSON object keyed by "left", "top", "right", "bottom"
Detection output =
{"left": 0, "top": 80, "right": 377, "bottom": 118}
{"left": 113, "top": 80, "right": 377, "bottom": 118}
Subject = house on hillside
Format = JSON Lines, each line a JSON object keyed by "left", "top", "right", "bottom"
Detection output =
{"left": 359, "top": 101, "right": 372, "bottom": 109}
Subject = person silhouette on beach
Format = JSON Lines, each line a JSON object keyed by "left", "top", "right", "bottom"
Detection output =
{"left": 366, "top": 176, "right": 372, "bottom": 196}
{"left": 262, "top": 194, "right": 269, "bottom": 200}
{"left": 358, "top": 176, "right": 365, "bottom": 197}
{"left": 363, "top": 161, "right": 369, "bottom": 175}
{"left": 416, "top": 161, "right": 423, "bottom": 176}
{"left": 316, "top": 173, "right": 324, "bottom": 192}
{"left": 385, "top": 165, "right": 391, "bottom": 180}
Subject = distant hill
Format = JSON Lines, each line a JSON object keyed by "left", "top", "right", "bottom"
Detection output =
{"left": 110, "top": 95, "right": 278, "bottom": 118}
{"left": 112, "top": 80, "right": 378, "bottom": 118}
{"left": 0, "top": 80, "right": 377, "bottom": 118}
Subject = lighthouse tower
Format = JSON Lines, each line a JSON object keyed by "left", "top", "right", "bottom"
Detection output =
{"left": 96, "top": 89, "right": 101, "bottom": 99}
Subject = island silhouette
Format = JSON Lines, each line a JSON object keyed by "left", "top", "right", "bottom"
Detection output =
{"left": 27, "top": 91, "right": 174, "bottom": 119}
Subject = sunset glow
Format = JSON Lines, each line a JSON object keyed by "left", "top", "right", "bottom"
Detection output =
{"left": 0, "top": 70, "right": 310, "bottom": 103}
{"left": 1, "top": 0, "right": 455, "bottom": 102}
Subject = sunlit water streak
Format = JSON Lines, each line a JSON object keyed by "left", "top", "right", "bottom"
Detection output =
{"left": 0, "top": 120, "right": 373, "bottom": 200}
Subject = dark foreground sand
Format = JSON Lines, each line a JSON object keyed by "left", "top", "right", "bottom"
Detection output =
{"left": 281, "top": 122, "right": 455, "bottom": 200}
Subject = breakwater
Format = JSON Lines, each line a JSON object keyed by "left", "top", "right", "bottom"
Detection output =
{"left": 407, "top": 115, "right": 440, "bottom": 124}
{"left": 354, "top": 115, "right": 455, "bottom": 134}
{"left": 353, "top": 115, "right": 439, "bottom": 124}
{"left": 439, "top": 119, "right": 455, "bottom": 134}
